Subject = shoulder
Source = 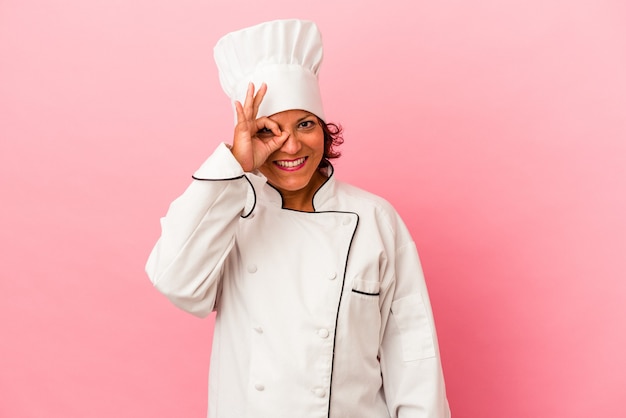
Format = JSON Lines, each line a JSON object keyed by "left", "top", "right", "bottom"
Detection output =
{"left": 334, "top": 180, "right": 395, "bottom": 212}
{"left": 332, "top": 180, "right": 407, "bottom": 233}
{"left": 331, "top": 179, "right": 417, "bottom": 258}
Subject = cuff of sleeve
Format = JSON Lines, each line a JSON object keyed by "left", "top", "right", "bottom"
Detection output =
{"left": 192, "top": 142, "right": 244, "bottom": 180}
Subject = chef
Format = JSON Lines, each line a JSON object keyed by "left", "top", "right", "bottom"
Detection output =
{"left": 146, "top": 19, "right": 451, "bottom": 418}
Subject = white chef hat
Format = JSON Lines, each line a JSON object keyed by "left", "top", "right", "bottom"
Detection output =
{"left": 214, "top": 19, "right": 325, "bottom": 121}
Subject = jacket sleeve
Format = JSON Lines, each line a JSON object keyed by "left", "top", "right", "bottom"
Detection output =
{"left": 145, "top": 143, "right": 252, "bottom": 317}
{"left": 379, "top": 218, "right": 451, "bottom": 418}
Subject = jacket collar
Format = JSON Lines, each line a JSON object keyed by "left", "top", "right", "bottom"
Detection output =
{"left": 251, "top": 163, "right": 337, "bottom": 212}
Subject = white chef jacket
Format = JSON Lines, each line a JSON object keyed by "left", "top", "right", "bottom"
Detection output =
{"left": 146, "top": 143, "right": 450, "bottom": 418}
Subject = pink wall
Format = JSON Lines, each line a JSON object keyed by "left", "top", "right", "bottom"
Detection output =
{"left": 2, "top": 1, "right": 625, "bottom": 417}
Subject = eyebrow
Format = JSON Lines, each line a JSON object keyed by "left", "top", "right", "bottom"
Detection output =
{"left": 297, "top": 114, "right": 315, "bottom": 123}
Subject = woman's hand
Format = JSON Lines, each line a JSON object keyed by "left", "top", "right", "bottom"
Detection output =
{"left": 230, "top": 82, "right": 289, "bottom": 172}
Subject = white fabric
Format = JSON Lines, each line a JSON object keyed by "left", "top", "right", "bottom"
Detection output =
{"left": 214, "top": 19, "right": 325, "bottom": 120}
{"left": 146, "top": 144, "right": 451, "bottom": 418}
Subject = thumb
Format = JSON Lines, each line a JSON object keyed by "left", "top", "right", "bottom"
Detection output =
{"left": 265, "top": 131, "right": 290, "bottom": 153}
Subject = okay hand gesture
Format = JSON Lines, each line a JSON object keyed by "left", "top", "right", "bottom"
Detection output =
{"left": 230, "top": 83, "right": 289, "bottom": 172}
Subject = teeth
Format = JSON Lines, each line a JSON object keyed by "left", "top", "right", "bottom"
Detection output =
{"left": 276, "top": 157, "right": 305, "bottom": 168}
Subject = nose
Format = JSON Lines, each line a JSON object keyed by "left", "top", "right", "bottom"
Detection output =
{"left": 279, "top": 131, "right": 302, "bottom": 154}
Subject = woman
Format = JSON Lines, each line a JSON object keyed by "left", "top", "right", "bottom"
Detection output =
{"left": 146, "top": 19, "right": 450, "bottom": 418}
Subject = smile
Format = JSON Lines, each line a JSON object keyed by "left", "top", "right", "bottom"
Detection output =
{"left": 274, "top": 157, "right": 307, "bottom": 170}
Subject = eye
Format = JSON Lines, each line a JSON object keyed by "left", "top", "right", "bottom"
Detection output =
{"left": 298, "top": 120, "right": 316, "bottom": 129}
{"left": 256, "top": 127, "right": 273, "bottom": 136}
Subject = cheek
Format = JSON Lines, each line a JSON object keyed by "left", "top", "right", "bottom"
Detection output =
{"left": 311, "top": 131, "right": 325, "bottom": 155}
{"left": 258, "top": 161, "right": 273, "bottom": 176}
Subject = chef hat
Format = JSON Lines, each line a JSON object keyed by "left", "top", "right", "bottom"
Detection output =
{"left": 214, "top": 19, "right": 325, "bottom": 121}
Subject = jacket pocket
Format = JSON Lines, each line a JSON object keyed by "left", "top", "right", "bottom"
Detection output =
{"left": 344, "top": 279, "right": 382, "bottom": 366}
{"left": 351, "top": 278, "right": 380, "bottom": 297}
{"left": 390, "top": 293, "right": 436, "bottom": 362}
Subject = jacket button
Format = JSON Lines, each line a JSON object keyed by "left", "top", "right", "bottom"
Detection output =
{"left": 317, "top": 328, "right": 329, "bottom": 339}
{"left": 247, "top": 264, "right": 257, "bottom": 273}
{"left": 313, "top": 388, "right": 326, "bottom": 398}
{"left": 254, "top": 383, "right": 265, "bottom": 391}
{"left": 253, "top": 326, "right": 263, "bottom": 334}
{"left": 328, "top": 272, "right": 337, "bottom": 280}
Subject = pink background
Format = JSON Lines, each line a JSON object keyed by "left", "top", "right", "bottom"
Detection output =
{"left": 2, "top": 1, "right": 625, "bottom": 417}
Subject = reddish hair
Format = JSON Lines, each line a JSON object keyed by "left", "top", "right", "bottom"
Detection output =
{"left": 318, "top": 118, "right": 344, "bottom": 168}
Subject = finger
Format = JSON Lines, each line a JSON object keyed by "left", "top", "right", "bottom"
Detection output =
{"left": 252, "top": 83, "right": 267, "bottom": 117}
{"left": 265, "top": 130, "right": 290, "bottom": 153}
{"left": 234, "top": 101, "right": 245, "bottom": 125}
{"left": 242, "top": 82, "right": 255, "bottom": 116}
{"left": 255, "top": 116, "right": 283, "bottom": 138}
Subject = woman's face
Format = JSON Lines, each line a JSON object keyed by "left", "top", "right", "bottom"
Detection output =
{"left": 257, "top": 109, "right": 325, "bottom": 196}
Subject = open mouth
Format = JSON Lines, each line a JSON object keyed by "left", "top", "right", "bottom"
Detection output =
{"left": 274, "top": 157, "right": 307, "bottom": 170}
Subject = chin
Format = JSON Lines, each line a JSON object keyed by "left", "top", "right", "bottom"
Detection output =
{"left": 271, "top": 179, "right": 310, "bottom": 192}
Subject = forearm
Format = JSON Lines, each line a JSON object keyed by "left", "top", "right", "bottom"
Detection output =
{"left": 146, "top": 143, "right": 250, "bottom": 317}
{"left": 380, "top": 240, "right": 450, "bottom": 417}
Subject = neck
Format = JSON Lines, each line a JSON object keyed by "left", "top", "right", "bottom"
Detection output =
{"left": 273, "top": 171, "right": 326, "bottom": 212}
